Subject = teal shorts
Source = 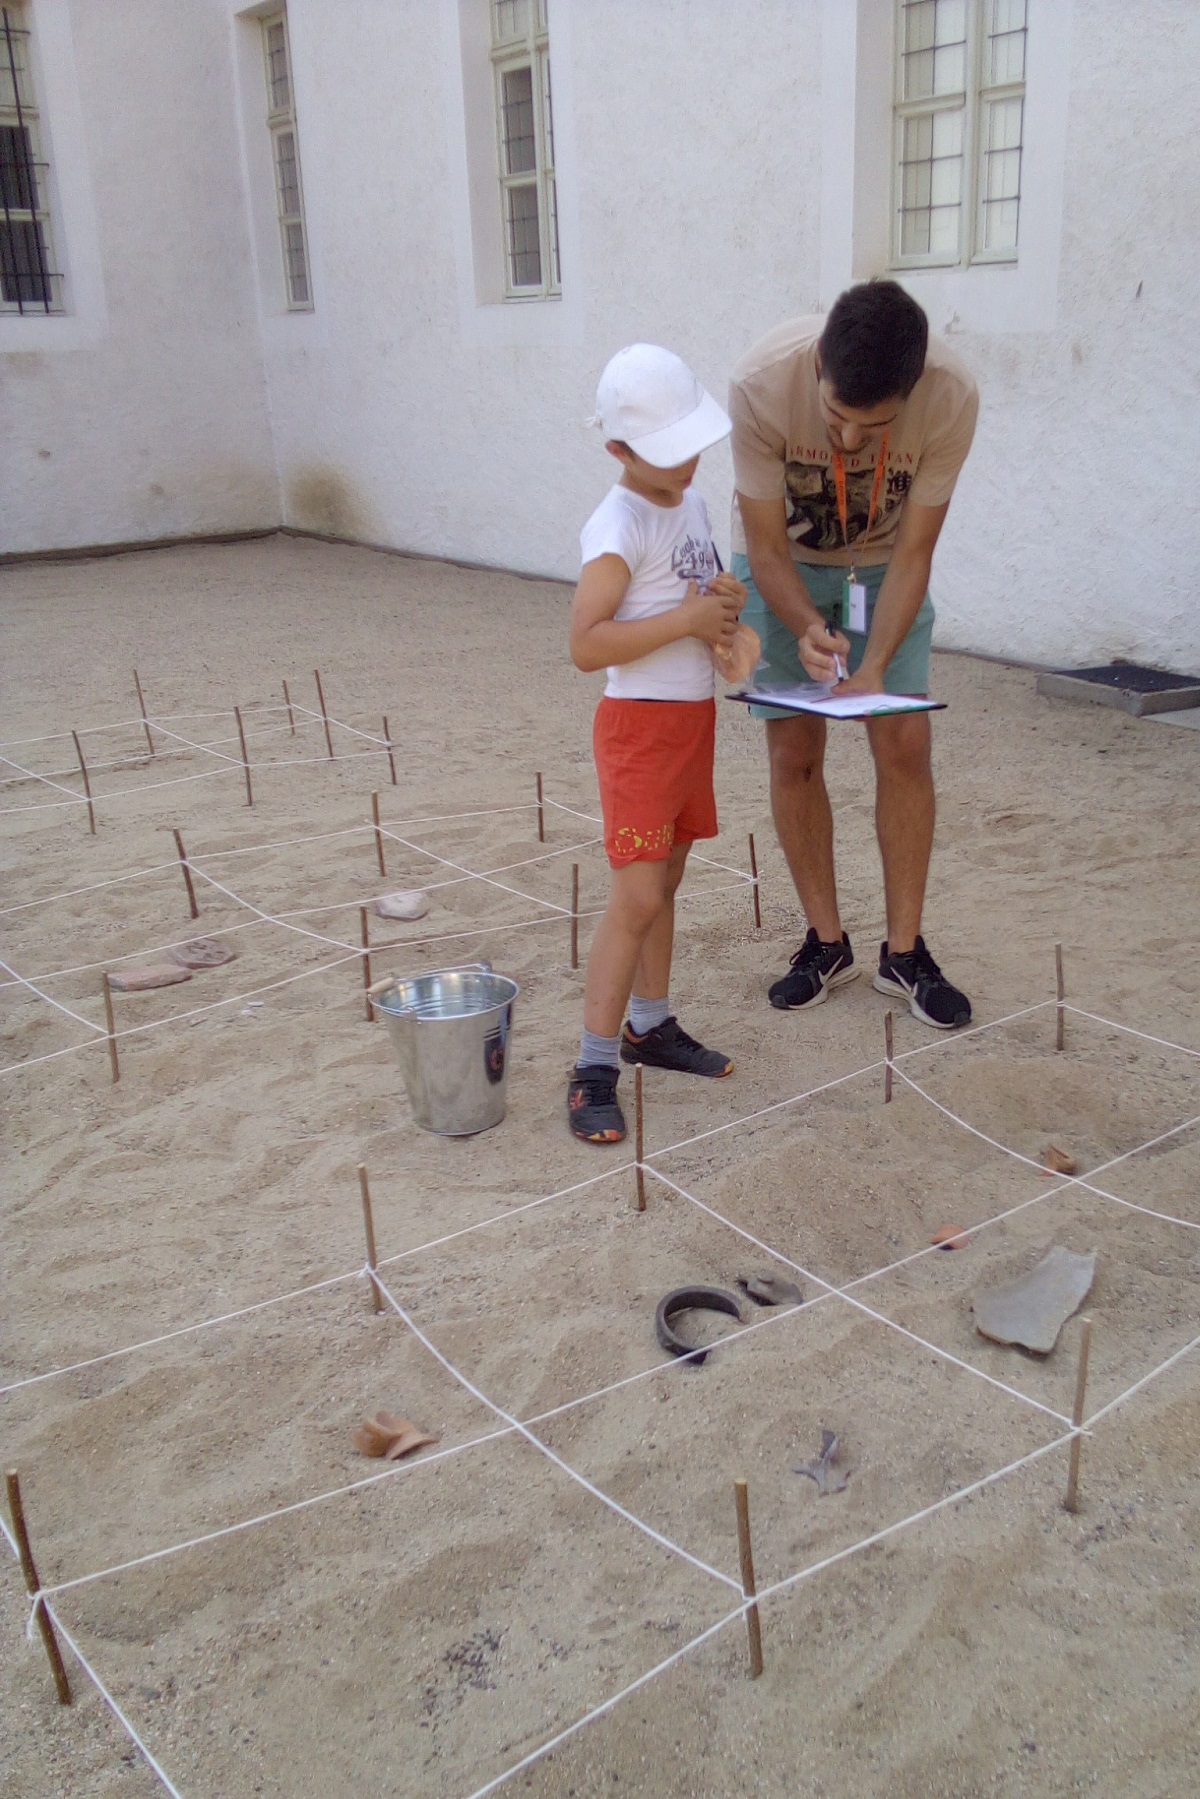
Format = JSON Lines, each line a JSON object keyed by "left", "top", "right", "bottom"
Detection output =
{"left": 732, "top": 554, "right": 934, "bottom": 721}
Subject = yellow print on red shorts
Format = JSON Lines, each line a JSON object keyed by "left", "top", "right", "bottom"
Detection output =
{"left": 611, "top": 822, "right": 675, "bottom": 859}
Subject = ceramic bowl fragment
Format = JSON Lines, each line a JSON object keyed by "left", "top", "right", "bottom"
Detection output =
{"left": 931, "top": 1223, "right": 969, "bottom": 1250}
{"left": 1040, "top": 1145, "right": 1078, "bottom": 1176}
{"left": 352, "top": 1412, "right": 440, "bottom": 1459}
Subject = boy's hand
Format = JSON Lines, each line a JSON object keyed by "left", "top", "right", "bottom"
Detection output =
{"left": 705, "top": 571, "right": 748, "bottom": 613}
{"left": 681, "top": 580, "right": 740, "bottom": 648}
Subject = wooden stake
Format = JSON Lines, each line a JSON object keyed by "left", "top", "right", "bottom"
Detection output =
{"left": 102, "top": 974, "right": 119, "bottom": 1085}
{"left": 172, "top": 827, "right": 199, "bottom": 920}
{"left": 536, "top": 772, "right": 545, "bottom": 842}
{"left": 1055, "top": 942, "right": 1065, "bottom": 1052}
{"left": 360, "top": 907, "right": 374, "bottom": 1022}
{"left": 232, "top": 706, "right": 253, "bottom": 806}
{"left": 357, "top": 1164, "right": 383, "bottom": 1313}
{"left": 570, "top": 863, "right": 579, "bottom": 970}
{"left": 884, "top": 1009, "right": 894, "bottom": 1103}
{"left": 314, "top": 668, "right": 335, "bottom": 759}
{"left": 371, "top": 791, "right": 387, "bottom": 878}
{"left": 70, "top": 729, "right": 95, "bottom": 834}
{"left": 635, "top": 1064, "right": 646, "bottom": 1212}
{"left": 748, "top": 832, "right": 762, "bottom": 929}
{"left": 1063, "top": 1315, "right": 1093, "bottom": 1513}
{"left": 733, "top": 1478, "right": 764, "bottom": 1678}
{"left": 5, "top": 1471, "right": 72, "bottom": 1705}
{"left": 382, "top": 715, "right": 397, "bottom": 785}
{"left": 282, "top": 678, "right": 296, "bottom": 736}
{"left": 132, "top": 668, "right": 155, "bottom": 757}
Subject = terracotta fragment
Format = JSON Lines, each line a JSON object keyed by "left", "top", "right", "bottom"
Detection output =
{"left": 106, "top": 964, "right": 193, "bottom": 992}
{"left": 352, "top": 1412, "right": 439, "bottom": 1459}
{"left": 931, "top": 1223, "right": 969, "bottom": 1250}
{"left": 165, "top": 936, "right": 237, "bottom": 969}
{"left": 1040, "top": 1145, "right": 1078, "bottom": 1176}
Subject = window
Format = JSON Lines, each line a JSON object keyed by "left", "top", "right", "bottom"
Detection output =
{"left": 490, "top": 0, "right": 559, "bottom": 298}
{"left": 0, "top": 2, "right": 62, "bottom": 313}
{"left": 893, "top": 0, "right": 1026, "bottom": 269}
{"left": 261, "top": 10, "right": 311, "bottom": 309}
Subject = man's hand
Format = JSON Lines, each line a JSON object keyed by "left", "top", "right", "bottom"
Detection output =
{"left": 798, "top": 617, "right": 850, "bottom": 685}
{"left": 681, "top": 580, "right": 740, "bottom": 648}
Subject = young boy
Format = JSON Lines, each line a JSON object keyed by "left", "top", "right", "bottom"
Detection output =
{"left": 567, "top": 343, "right": 747, "bottom": 1144}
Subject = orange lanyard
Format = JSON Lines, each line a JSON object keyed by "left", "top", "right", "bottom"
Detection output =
{"left": 832, "top": 432, "right": 889, "bottom": 578}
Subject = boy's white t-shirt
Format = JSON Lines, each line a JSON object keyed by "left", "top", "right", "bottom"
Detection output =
{"left": 578, "top": 485, "right": 718, "bottom": 702}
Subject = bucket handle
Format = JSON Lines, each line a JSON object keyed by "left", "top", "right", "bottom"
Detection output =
{"left": 367, "top": 960, "right": 494, "bottom": 1012}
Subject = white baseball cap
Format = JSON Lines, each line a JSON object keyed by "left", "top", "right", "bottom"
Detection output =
{"left": 589, "top": 343, "right": 731, "bottom": 468}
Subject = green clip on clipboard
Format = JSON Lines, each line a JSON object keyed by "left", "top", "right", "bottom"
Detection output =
{"left": 726, "top": 686, "right": 945, "bottom": 720}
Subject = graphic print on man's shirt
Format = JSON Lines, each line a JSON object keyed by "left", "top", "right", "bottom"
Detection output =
{"left": 671, "top": 533, "right": 718, "bottom": 587}
{"left": 784, "top": 456, "right": 914, "bottom": 554}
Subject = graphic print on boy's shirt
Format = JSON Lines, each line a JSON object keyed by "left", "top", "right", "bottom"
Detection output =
{"left": 784, "top": 456, "right": 914, "bottom": 556}
{"left": 671, "top": 533, "right": 718, "bottom": 588}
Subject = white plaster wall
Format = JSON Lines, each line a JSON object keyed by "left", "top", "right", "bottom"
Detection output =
{"left": 0, "top": 0, "right": 277, "bottom": 555}
{"left": 241, "top": 0, "right": 825, "bottom": 575}
{"left": 6, "top": 0, "right": 1198, "bottom": 677}
{"left": 927, "top": 0, "right": 1200, "bottom": 673}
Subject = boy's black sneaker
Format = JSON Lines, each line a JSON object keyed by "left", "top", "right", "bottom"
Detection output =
{"left": 768, "top": 928, "right": 858, "bottom": 1010}
{"left": 620, "top": 1016, "right": 733, "bottom": 1078}
{"left": 873, "top": 936, "right": 971, "bottom": 1030}
{"left": 568, "top": 1065, "right": 626, "bottom": 1143}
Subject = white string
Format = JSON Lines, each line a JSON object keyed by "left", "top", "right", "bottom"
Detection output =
{"left": 371, "top": 1272, "right": 742, "bottom": 1592}
{"left": 0, "top": 956, "right": 107, "bottom": 1035}
{"left": 0, "top": 861, "right": 178, "bottom": 917}
{"left": 893, "top": 1064, "right": 1200, "bottom": 1233}
{"left": 289, "top": 700, "right": 389, "bottom": 748}
{"left": 466, "top": 1427, "right": 1077, "bottom": 1799}
{"left": 645, "top": 1166, "right": 1075, "bottom": 1427}
{"left": 0, "top": 750, "right": 88, "bottom": 803}
{"left": 0, "top": 763, "right": 237, "bottom": 816}
{"left": 41, "top": 1606, "right": 187, "bottom": 1798}
{"left": 1084, "top": 1326, "right": 1200, "bottom": 1428}
{"left": 1063, "top": 1005, "right": 1200, "bottom": 1062}
{"left": 184, "top": 863, "right": 358, "bottom": 954}
{"left": 378, "top": 825, "right": 572, "bottom": 917}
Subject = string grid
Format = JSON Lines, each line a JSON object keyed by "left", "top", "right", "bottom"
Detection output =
{"left": 2, "top": 703, "right": 1197, "bottom": 1799}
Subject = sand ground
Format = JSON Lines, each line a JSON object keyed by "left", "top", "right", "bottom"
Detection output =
{"left": 1, "top": 534, "right": 1197, "bottom": 1799}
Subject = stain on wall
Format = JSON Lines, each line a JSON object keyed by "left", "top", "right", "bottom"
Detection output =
{"left": 286, "top": 466, "right": 373, "bottom": 541}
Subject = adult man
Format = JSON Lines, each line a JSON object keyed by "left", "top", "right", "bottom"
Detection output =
{"left": 730, "top": 279, "right": 977, "bottom": 1029}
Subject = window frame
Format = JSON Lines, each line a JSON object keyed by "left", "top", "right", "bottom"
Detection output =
{"left": 260, "top": 8, "right": 312, "bottom": 312}
{"left": 891, "top": 0, "right": 1027, "bottom": 273}
{"left": 0, "top": 0, "right": 63, "bottom": 315}
{"left": 489, "top": 0, "right": 559, "bottom": 302}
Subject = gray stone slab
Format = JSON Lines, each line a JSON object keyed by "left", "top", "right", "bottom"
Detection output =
{"left": 1036, "top": 671, "right": 1200, "bottom": 716}
{"left": 973, "top": 1246, "right": 1096, "bottom": 1355}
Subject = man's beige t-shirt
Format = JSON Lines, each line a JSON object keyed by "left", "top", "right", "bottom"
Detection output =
{"left": 729, "top": 315, "right": 978, "bottom": 567}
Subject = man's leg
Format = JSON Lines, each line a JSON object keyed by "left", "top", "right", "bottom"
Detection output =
{"left": 766, "top": 713, "right": 841, "bottom": 940}
{"left": 865, "top": 711, "right": 934, "bottom": 955}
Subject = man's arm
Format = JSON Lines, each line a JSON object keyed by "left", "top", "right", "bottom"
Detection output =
{"left": 739, "top": 494, "right": 850, "bottom": 685}
{"left": 840, "top": 496, "right": 950, "bottom": 694}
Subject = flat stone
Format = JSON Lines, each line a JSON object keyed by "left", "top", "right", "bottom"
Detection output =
{"left": 107, "top": 964, "right": 193, "bottom": 992}
{"left": 973, "top": 1246, "right": 1096, "bottom": 1354}
{"left": 375, "top": 890, "right": 429, "bottom": 922}
{"left": 166, "top": 936, "right": 237, "bottom": 969}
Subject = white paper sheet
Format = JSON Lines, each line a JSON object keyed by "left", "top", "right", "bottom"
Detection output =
{"left": 728, "top": 684, "right": 944, "bottom": 719}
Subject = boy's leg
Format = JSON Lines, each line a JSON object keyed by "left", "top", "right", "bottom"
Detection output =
{"left": 621, "top": 842, "right": 733, "bottom": 1079}
{"left": 570, "top": 857, "right": 672, "bottom": 1144}
{"left": 582, "top": 858, "right": 674, "bottom": 1038}
{"left": 629, "top": 840, "right": 690, "bottom": 1004}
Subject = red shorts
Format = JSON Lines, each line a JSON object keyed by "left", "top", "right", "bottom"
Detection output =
{"left": 593, "top": 696, "right": 718, "bottom": 867}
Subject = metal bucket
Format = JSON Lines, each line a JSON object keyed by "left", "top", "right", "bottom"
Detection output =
{"left": 369, "top": 963, "right": 519, "bottom": 1136}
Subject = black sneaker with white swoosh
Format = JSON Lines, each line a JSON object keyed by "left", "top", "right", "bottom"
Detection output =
{"left": 873, "top": 936, "right": 971, "bottom": 1030}
{"left": 768, "top": 927, "right": 859, "bottom": 1010}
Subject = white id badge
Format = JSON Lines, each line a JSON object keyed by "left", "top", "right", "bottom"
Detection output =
{"left": 845, "top": 579, "right": 868, "bottom": 634}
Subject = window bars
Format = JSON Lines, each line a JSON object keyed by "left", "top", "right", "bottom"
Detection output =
{"left": 491, "top": 0, "right": 559, "bottom": 298}
{"left": 893, "top": 0, "right": 1026, "bottom": 269}
{"left": 261, "top": 10, "right": 312, "bottom": 309}
{"left": 0, "top": 3, "right": 62, "bottom": 314}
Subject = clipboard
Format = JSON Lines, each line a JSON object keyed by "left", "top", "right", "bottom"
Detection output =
{"left": 726, "top": 685, "right": 946, "bottom": 720}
